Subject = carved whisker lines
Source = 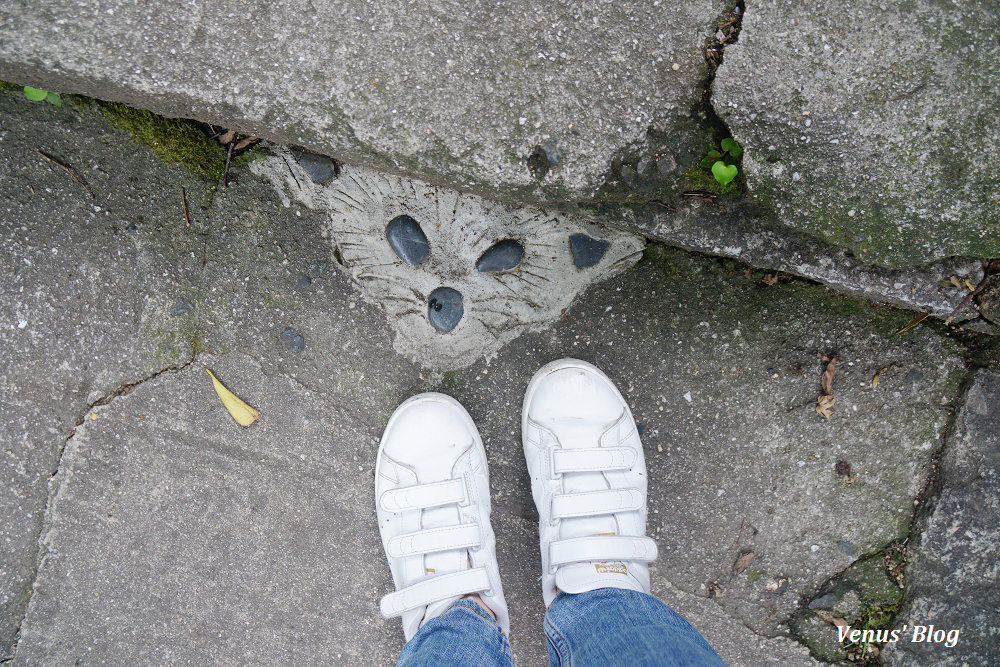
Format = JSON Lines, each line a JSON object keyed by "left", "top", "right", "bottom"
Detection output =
{"left": 356, "top": 270, "right": 407, "bottom": 283}
{"left": 354, "top": 258, "right": 398, "bottom": 271}
{"left": 519, "top": 268, "right": 556, "bottom": 284}
{"left": 380, "top": 294, "right": 418, "bottom": 303}
{"left": 329, "top": 191, "right": 366, "bottom": 211}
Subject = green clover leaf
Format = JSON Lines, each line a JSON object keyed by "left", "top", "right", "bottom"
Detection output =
{"left": 24, "top": 86, "right": 48, "bottom": 102}
{"left": 712, "top": 161, "right": 738, "bottom": 186}
{"left": 721, "top": 138, "right": 742, "bottom": 157}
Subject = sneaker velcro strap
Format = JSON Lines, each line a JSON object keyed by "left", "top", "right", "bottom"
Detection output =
{"left": 379, "top": 478, "right": 466, "bottom": 513}
{"left": 551, "top": 488, "right": 643, "bottom": 519}
{"left": 379, "top": 567, "right": 492, "bottom": 619}
{"left": 387, "top": 523, "right": 481, "bottom": 558}
{"left": 552, "top": 447, "right": 637, "bottom": 474}
{"left": 549, "top": 535, "right": 658, "bottom": 567}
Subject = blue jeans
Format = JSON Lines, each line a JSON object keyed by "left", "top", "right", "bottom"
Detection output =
{"left": 397, "top": 588, "right": 726, "bottom": 666}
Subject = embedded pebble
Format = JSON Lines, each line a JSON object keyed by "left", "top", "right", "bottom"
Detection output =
{"left": 569, "top": 233, "right": 611, "bottom": 268}
{"left": 308, "top": 259, "right": 329, "bottom": 276}
{"left": 295, "top": 152, "right": 338, "bottom": 184}
{"left": 386, "top": 215, "right": 430, "bottom": 266}
{"left": 280, "top": 327, "right": 305, "bottom": 353}
{"left": 656, "top": 153, "right": 677, "bottom": 175}
{"left": 619, "top": 164, "right": 639, "bottom": 190}
{"left": 541, "top": 140, "right": 561, "bottom": 165}
{"left": 904, "top": 368, "right": 924, "bottom": 383}
{"left": 427, "top": 287, "right": 463, "bottom": 332}
{"left": 476, "top": 239, "right": 524, "bottom": 272}
{"left": 808, "top": 593, "right": 838, "bottom": 610}
{"left": 837, "top": 540, "right": 856, "bottom": 557}
{"left": 297, "top": 273, "right": 312, "bottom": 287}
{"left": 170, "top": 299, "right": 194, "bottom": 316}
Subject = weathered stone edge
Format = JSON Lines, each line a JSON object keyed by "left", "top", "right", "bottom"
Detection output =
{"left": 593, "top": 201, "right": 990, "bottom": 329}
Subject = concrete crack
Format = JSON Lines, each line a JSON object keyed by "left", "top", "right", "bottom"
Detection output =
{"left": 5, "top": 354, "right": 197, "bottom": 662}
{"left": 778, "top": 367, "right": 974, "bottom": 663}
{"left": 7, "top": 182, "right": 214, "bottom": 662}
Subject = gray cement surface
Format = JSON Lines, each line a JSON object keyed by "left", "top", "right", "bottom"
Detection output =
{"left": 884, "top": 370, "right": 1000, "bottom": 667}
{"left": 714, "top": 0, "right": 1000, "bottom": 267}
{"left": 0, "top": 0, "right": 722, "bottom": 205}
{"left": 1, "top": 86, "right": 997, "bottom": 667}
{"left": 0, "top": 92, "right": 203, "bottom": 657}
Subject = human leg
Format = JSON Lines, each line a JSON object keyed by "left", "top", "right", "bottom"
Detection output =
{"left": 375, "top": 393, "right": 509, "bottom": 663}
{"left": 545, "top": 588, "right": 725, "bottom": 666}
{"left": 397, "top": 598, "right": 514, "bottom": 667}
{"left": 522, "top": 359, "right": 725, "bottom": 666}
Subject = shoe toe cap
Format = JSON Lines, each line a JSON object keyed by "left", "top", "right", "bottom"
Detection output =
{"left": 527, "top": 366, "right": 625, "bottom": 427}
{"left": 382, "top": 395, "right": 479, "bottom": 473}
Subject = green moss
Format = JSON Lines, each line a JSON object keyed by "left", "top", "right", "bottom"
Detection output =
{"left": 964, "top": 333, "right": 1000, "bottom": 371}
{"left": 145, "top": 314, "right": 198, "bottom": 375}
{"left": 641, "top": 244, "right": 691, "bottom": 283}
{"left": 680, "top": 163, "right": 740, "bottom": 195}
{"left": 792, "top": 550, "right": 906, "bottom": 663}
{"left": 99, "top": 102, "right": 225, "bottom": 180}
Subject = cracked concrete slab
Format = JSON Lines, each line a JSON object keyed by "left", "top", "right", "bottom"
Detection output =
{"left": 0, "top": 92, "right": 205, "bottom": 657}
{"left": 14, "top": 356, "right": 411, "bottom": 666}
{"left": 612, "top": 202, "right": 989, "bottom": 329}
{"left": 884, "top": 370, "right": 1000, "bottom": 666}
{"left": 14, "top": 246, "right": 965, "bottom": 665}
{"left": 1, "top": 86, "right": 984, "bottom": 666}
{"left": 714, "top": 0, "right": 1000, "bottom": 267}
{"left": 0, "top": 0, "right": 724, "bottom": 204}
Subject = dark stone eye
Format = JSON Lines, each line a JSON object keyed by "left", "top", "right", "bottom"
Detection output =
{"left": 295, "top": 152, "right": 339, "bottom": 184}
{"left": 386, "top": 215, "right": 429, "bottom": 266}
{"left": 427, "top": 287, "right": 463, "bottom": 332}
{"left": 476, "top": 239, "right": 524, "bottom": 272}
{"left": 569, "top": 233, "right": 611, "bottom": 268}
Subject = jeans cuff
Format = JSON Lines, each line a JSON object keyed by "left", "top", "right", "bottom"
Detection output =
{"left": 449, "top": 598, "right": 503, "bottom": 632}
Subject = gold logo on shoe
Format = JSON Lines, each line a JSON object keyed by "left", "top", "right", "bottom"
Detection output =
{"left": 595, "top": 563, "right": 628, "bottom": 575}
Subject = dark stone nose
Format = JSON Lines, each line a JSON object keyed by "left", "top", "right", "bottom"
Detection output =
{"left": 427, "top": 287, "right": 463, "bottom": 332}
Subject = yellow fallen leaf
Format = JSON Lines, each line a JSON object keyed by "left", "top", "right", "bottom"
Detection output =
{"left": 816, "top": 394, "right": 834, "bottom": 418}
{"left": 206, "top": 369, "right": 260, "bottom": 426}
{"left": 871, "top": 365, "right": 891, "bottom": 388}
{"left": 895, "top": 312, "right": 929, "bottom": 334}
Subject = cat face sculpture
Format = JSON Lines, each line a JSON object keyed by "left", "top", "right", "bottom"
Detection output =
{"left": 255, "top": 149, "right": 644, "bottom": 367}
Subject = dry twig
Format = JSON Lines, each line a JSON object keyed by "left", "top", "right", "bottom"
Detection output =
{"left": 37, "top": 150, "right": 93, "bottom": 198}
{"left": 945, "top": 260, "right": 1000, "bottom": 324}
{"left": 181, "top": 187, "right": 191, "bottom": 226}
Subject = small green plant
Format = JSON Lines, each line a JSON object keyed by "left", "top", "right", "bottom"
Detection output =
{"left": 24, "top": 86, "right": 62, "bottom": 106}
{"left": 700, "top": 137, "right": 742, "bottom": 186}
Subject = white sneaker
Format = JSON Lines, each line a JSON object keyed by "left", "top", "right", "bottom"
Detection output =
{"left": 376, "top": 392, "right": 509, "bottom": 640}
{"left": 522, "top": 359, "right": 658, "bottom": 606}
